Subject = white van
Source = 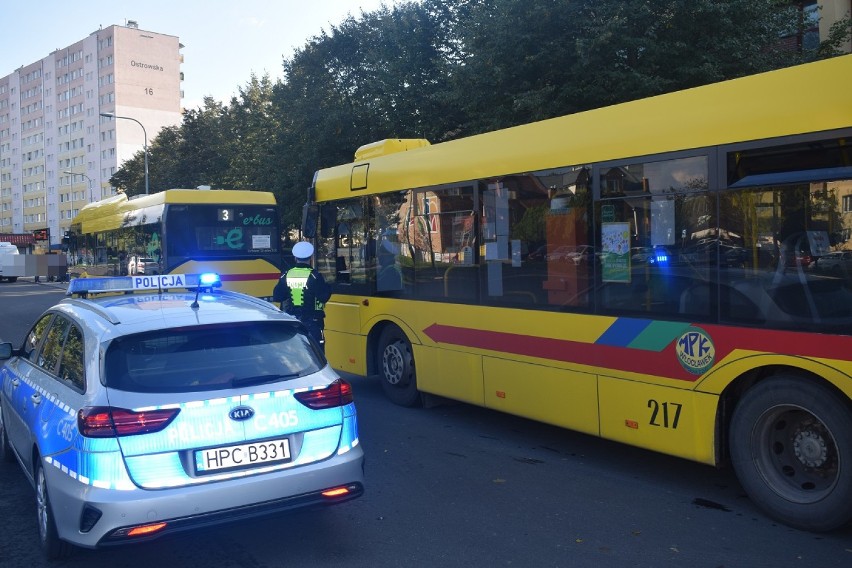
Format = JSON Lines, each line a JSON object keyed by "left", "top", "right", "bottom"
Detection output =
{"left": 0, "top": 242, "right": 20, "bottom": 282}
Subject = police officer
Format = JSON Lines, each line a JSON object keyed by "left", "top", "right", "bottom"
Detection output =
{"left": 273, "top": 241, "right": 331, "bottom": 351}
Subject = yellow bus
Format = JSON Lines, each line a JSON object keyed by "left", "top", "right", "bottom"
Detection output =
{"left": 70, "top": 189, "right": 282, "bottom": 298}
{"left": 303, "top": 55, "right": 852, "bottom": 531}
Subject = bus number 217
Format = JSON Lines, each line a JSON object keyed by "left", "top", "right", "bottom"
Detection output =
{"left": 648, "top": 400, "right": 682, "bottom": 429}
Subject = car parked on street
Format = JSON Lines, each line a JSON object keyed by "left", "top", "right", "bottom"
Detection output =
{"left": 0, "top": 273, "right": 364, "bottom": 559}
{"left": 809, "top": 250, "right": 852, "bottom": 276}
{"left": 546, "top": 245, "right": 594, "bottom": 265}
{"left": 0, "top": 241, "right": 20, "bottom": 283}
{"left": 127, "top": 255, "right": 158, "bottom": 275}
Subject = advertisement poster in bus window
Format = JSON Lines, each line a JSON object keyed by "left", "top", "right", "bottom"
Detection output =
{"left": 601, "top": 222, "right": 631, "bottom": 283}
{"left": 806, "top": 230, "right": 831, "bottom": 257}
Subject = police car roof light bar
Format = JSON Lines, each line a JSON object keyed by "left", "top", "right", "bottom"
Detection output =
{"left": 67, "top": 273, "right": 221, "bottom": 298}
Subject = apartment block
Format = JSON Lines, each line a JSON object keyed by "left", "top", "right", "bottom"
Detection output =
{"left": 0, "top": 22, "right": 182, "bottom": 249}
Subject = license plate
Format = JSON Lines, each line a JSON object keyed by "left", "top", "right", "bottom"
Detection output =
{"left": 196, "top": 438, "right": 291, "bottom": 473}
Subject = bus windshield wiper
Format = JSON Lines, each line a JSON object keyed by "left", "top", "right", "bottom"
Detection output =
{"left": 231, "top": 373, "right": 301, "bottom": 387}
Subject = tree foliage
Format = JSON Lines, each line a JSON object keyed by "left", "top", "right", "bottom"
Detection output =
{"left": 109, "top": 0, "right": 850, "bottom": 231}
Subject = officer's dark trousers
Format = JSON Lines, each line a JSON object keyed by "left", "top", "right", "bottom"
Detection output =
{"left": 301, "top": 318, "right": 325, "bottom": 353}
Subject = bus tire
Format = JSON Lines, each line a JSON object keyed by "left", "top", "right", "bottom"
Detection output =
{"left": 729, "top": 375, "right": 852, "bottom": 532}
{"left": 378, "top": 325, "right": 420, "bottom": 407}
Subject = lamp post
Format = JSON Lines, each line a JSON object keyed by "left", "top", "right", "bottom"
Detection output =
{"left": 63, "top": 170, "right": 94, "bottom": 202}
{"left": 100, "top": 112, "right": 148, "bottom": 195}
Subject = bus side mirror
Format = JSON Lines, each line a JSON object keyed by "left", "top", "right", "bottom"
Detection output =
{"left": 302, "top": 203, "right": 318, "bottom": 238}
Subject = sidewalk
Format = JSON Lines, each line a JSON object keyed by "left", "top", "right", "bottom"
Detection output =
{"left": 17, "top": 276, "right": 68, "bottom": 289}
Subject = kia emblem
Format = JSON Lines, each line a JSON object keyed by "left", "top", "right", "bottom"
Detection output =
{"left": 229, "top": 406, "right": 255, "bottom": 421}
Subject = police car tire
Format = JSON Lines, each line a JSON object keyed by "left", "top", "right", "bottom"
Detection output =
{"left": 0, "top": 405, "right": 14, "bottom": 463}
{"left": 729, "top": 375, "right": 852, "bottom": 532}
{"left": 35, "top": 461, "right": 73, "bottom": 560}
{"left": 378, "top": 325, "right": 421, "bottom": 407}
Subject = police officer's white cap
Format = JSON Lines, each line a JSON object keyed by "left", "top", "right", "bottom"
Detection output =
{"left": 293, "top": 241, "right": 314, "bottom": 259}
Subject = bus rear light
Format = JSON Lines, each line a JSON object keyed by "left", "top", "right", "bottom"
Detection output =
{"left": 78, "top": 406, "right": 180, "bottom": 437}
{"left": 294, "top": 379, "right": 354, "bottom": 409}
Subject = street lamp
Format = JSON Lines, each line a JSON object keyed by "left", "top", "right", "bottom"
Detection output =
{"left": 100, "top": 112, "right": 148, "bottom": 195}
{"left": 63, "top": 171, "right": 94, "bottom": 202}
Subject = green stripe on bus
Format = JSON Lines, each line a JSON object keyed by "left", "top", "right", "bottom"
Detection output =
{"left": 628, "top": 321, "right": 693, "bottom": 352}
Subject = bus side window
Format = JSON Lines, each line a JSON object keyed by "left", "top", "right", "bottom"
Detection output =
{"left": 336, "top": 255, "right": 349, "bottom": 283}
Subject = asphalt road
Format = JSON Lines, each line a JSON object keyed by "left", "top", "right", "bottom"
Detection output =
{"left": 1, "top": 280, "right": 851, "bottom": 567}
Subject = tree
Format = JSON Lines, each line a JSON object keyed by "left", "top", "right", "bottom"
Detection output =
{"left": 815, "top": 14, "right": 852, "bottom": 58}
{"left": 177, "top": 97, "right": 233, "bottom": 188}
{"left": 111, "top": 0, "right": 842, "bottom": 230}
{"left": 449, "top": 0, "right": 804, "bottom": 132}
{"left": 447, "top": 0, "right": 587, "bottom": 133}
{"left": 225, "top": 74, "right": 280, "bottom": 192}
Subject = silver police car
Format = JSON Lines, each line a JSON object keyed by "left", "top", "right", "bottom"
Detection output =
{"left": 0, "top": 273, "right": 364, "bottom": 559}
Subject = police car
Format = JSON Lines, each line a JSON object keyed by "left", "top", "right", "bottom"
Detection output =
{"left": 0, "top": 273, "right": 364, "bottom": 559}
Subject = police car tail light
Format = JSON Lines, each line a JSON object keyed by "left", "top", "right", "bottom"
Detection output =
{"left": 294, "top": 379, "right": 354, "bottom": 410}
{"left": 78, "top": 406, "right": 181, "bottom": 438}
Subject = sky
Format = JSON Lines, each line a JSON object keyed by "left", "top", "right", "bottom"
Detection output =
{"left": 0, "top": 0, "right": 401, "bottom": 110}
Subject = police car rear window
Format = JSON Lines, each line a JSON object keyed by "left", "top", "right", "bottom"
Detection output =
{"left": 104, "top": 322, "right": 324, "bottom": 393}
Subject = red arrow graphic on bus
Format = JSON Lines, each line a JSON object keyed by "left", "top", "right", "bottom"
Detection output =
{"left": 422, "top": 322, "right": 852, "bottom": 383}
{"left": 422, "top": 323, "right": 694, "bottom": 381}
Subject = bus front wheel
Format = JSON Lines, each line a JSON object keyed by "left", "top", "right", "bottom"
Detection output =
{"left": 378, "top": 325, "right": 420, "bottom": 407}
{"left": 730, "top": 375, "right": 852, "bottom": 532}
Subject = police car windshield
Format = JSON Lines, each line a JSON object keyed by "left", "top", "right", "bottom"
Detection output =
{"left": 104, "top": 322, "right": 323, "bottom": 393}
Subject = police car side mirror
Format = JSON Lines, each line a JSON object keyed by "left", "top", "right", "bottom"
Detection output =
{"left": 0, "top": 342, "right": 13, "bottom": 360}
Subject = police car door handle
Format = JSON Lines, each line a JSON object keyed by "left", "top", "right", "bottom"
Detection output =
{"left": 10, "top": 378, "right": 19, "bottom": 388}
{"left": 31, "top": 393, "right": 42, "bottom": 405}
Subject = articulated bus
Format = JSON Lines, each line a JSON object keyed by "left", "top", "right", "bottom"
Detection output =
{"left": 70, "top": 189, "right": 282, "bottom": 298}
{"left": 302, "top": 55, "right": 852, "bottom": 531}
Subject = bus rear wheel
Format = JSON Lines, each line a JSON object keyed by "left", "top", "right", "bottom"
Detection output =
{"left": 378, "top": 325, "right": 420, "bottom": 407}
{"left": 730, "top": 376, "right": 852, "bottom": 532}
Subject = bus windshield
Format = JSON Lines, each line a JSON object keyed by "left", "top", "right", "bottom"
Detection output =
{"left": 70, "top": 189, "right": 282, "bottom": 298}
{"left": 165, "top": 204, "right": 279, "bottom": 258}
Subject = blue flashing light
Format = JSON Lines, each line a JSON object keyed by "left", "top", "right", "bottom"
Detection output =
{"left": 199, "top": 272, "right": 221, "bottom": 287}
{"left": 655, "top": 253, "right": 669, "bottom": 264}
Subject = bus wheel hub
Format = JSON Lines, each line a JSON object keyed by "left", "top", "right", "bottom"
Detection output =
{"left": 793, "top": 429, "right": 827, "bottom": 468}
